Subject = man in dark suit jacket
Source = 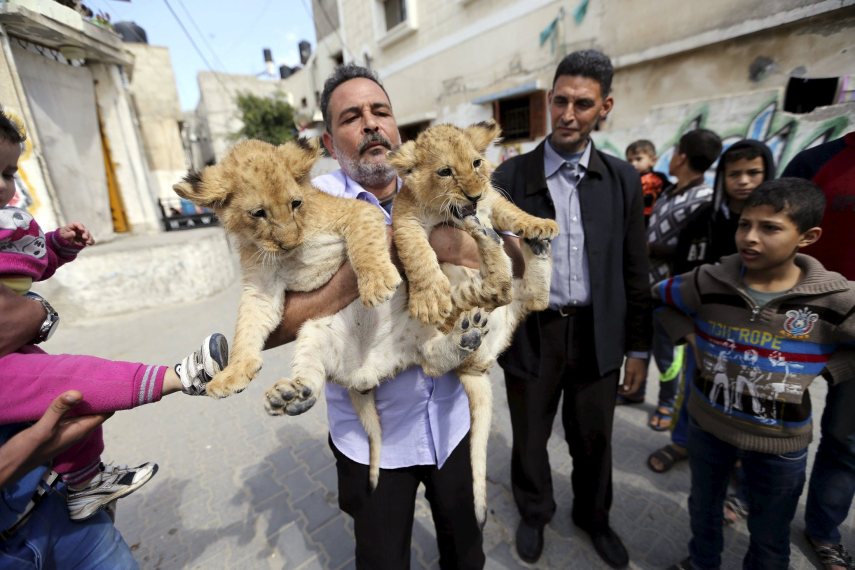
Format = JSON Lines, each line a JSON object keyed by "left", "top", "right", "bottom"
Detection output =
{"left": 493, "top": 49, "right": 652, "bottom": 569}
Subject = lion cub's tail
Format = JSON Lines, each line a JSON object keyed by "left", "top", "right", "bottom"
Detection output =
{"left": 349, "top": 390, "right": 382, "bottom": 491}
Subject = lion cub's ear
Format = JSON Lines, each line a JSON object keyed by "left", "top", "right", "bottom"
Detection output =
{"left": 173, "top": 168, "right": 228, "bottom": 208}
{"left": 280, "top": 137, "right": 322, "bottom": 183}
{"left": 464, "top": 120, "right": 502, "bottom": 154}
{"left": 387, "top": 141, "right": 417, "bottom": 175}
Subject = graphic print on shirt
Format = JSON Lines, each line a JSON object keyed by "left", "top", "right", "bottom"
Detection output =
{"left": 0, "top": 208, "right": 45, "bottom": 259}
{"left": 732, "top": 348, "right": 764, "bottom": 418}
{"left": 708, "top": 339, "right": 736, "bottom": 413}
{"left": 764, "top": 350, "right": 805, "bottom": 418}
{"left": 781, "top": 307, "right": 819, "bottom": 339}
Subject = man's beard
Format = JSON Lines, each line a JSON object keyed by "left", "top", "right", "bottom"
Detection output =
{"left": 335, "top": 132, "right": 398, "bottom": 189}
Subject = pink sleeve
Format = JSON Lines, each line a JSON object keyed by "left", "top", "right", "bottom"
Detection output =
{"left": 40, "top": 231, "right": 84, "bottom": 281}
{"left": 0, "top": 347, "right": 167, "bottom": 424}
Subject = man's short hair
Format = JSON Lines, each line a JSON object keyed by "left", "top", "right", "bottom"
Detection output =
{"left": 0, "top": 109, "right": 25, "bottom": 145}
{"left": 677, "top": 129, "right": 722, "bottom": 173}
{"left": 552, "top": 49, "right": 614, "bottom": 97}
{"left": 744, "top": 178, "right": 826, "bottom": 232}
{"left": 320, "top": 64, "right": 390, "bottom": 132}
{"left": 626, "top": 139, "right": 656, "bottom": 157}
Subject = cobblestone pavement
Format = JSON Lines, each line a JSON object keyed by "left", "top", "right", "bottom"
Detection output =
{"left": 47, "top": 280, "right": 853, "bottom": 569}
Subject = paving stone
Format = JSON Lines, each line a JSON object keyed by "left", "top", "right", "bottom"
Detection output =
{"left": 47, "top": 279, "right": 853, "bottom": 569}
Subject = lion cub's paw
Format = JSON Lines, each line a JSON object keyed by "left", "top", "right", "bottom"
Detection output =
{"left": 264, "top": 377, "right": 317, "bottom": 416}
{"left": 454, "top": 307, "right": 490, "bottom": 352}
{"left": 358, "top": 264, "right": 402, "bottom": 307}
{"left": 523, "top": 237, "right": 552, "bottom": 257}
{"left": 408, "top": 280, "right": 453, "bottom": 326}
{"left": 516, "top": 219, "right": 559, "bottom": 240}
{"left": 206, "top": 357, "right": 262, "bottom": 398}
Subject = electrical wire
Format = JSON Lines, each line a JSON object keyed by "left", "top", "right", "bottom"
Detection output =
{"left": 174, "top": 0, "right": 230, "bottom": 72}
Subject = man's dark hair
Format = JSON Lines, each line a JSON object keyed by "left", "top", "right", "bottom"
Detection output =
{"left": 722, "top": 144, "right": 765, "bottom": 166}
{"left": 626, "top": 139, "right": 656, "bottom": 157}
{"left": 677, "top": 129, "right": 722, "bottom": 172}
{"left": 744, "top": 178, "right": 826, "bottom": 232}
{"left": 320, "top": 64, "right": 390, "bottom": 132}
{"left": 0, "top": 109, "right": 25, "bottom": 145}
{"left": 552, "top": 49, "right": 614, "bottom": 97}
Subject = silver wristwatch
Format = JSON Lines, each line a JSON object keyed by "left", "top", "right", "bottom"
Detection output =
{"left": 24, "top": 292, "right": 60, "bottom": 344}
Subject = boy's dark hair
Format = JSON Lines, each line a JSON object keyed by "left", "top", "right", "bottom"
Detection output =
{"left": 0, "top": 109, "right": 25, "bottom": 145}
{"left": 722, "top": 144, "right": 765, "bottom": 166}
{"left": 677, "top": 128, "right": 722, "bottom": 172}
{"left": 626, "top": 139, "right": 656, "bottom": 157}
{"left": 320, "top": 64, "right": 390, "bottom": 133}
{"left": 553, "top": 49, "right": 613, "bottom": 97}
{"left": 743, "top": 178, "right": 826, "bottom": 232}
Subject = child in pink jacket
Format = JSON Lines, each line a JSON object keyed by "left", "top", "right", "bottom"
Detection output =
{"left": 0, "top": 110, "right": 229, "bottom": 521}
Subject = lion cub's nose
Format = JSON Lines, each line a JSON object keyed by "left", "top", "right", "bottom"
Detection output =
{"left": 465, "top": 193, "right": 481, "bottom": 204}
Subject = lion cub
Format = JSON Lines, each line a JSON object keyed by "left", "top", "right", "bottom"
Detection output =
{"left": 382, "top": 119, "right": 558, "bottom": 524}
{"left": 173, "top": 138, "right": 402, "bottom": 398}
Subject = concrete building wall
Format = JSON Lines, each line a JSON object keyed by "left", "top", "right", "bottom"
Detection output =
{"left": 124, "top": 43, "right": 187, "bottom": 200}
{"left": 196, "top": 71, "right": 294, "bottom": 163}
{"left": 606, "top": 6, "right": 855, "bottom": 132}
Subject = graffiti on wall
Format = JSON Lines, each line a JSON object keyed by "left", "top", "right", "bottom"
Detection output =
{"left": 596, "top": 92, "right": 853, "bottom": 180}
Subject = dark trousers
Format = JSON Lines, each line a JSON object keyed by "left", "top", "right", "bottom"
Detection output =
{"left": 805, "top": 378, "right": 855, "bottom": 544}
{"left": 504, "top": 307, "right": 619, "bottom": 532}
{"left": 330, "top": 434, "right": 485, "bottom": 570}
{"left": 687, "top": 420, "right": 807, "bottom": 570}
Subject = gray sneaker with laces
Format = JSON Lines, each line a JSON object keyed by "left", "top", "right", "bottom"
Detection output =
{"left": 176, "top": 333, "right": 229, "bottom": 396}
{"left": 67, "top": 462, "right": 158, "bottom": 521}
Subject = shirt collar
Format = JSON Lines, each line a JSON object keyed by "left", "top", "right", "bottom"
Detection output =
{"left": 543, "top": 138, "right": 592, "bottom": 179}
{"left": 341, "top": 171, "right": 401, "bottom": 223}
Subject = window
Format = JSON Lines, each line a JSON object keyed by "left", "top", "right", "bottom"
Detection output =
{"left": 375, "top": 0, "right": 417, "bottom": 48}
{"left": 384, "top": 0, "right": 407, "bottom": 31}
{"left": 493, "top": 90, "right": 547, "bottom": 141}
{"left": 399, "top": 120, "right": 430, "bottom": 143}
{"left": 784, "top": 77, "right": 839, "bottom": 114}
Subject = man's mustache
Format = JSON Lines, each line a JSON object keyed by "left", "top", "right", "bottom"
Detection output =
{"left": 358, "top": 132, "right": 392, "bottom": 154}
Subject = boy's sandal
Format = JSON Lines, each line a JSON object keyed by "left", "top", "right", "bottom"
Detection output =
{"left": 722, "top": 494, "right": 749, "bottom": 526}
{"left": 647, "top": 443, "right": 688, "bottom": 473}
{"left": 616, "top": 394, "right": 644, "bottom": 405}
{"left": 648, "top": 405, "right": 674, "bottom": 431}
{"left": 805, "top": 531, "right": 855, "bottom": 570}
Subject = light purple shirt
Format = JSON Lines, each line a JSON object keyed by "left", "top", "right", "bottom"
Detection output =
{"left": 312, "top": 170, "right": 470, "bottom": 468}
{"left": 543, "top": 139, "right": 592, "bottom": 307}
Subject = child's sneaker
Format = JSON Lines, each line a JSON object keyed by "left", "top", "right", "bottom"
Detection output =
{"left": 67, "top": 462, "right": 158, "bottom": 521}
{"left": 176, "top": 333, "right": 229, "bottom": 396}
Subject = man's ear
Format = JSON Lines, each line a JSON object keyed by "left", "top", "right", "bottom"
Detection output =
{"left": 799, "top": 226, "right": 822, "bottom": 248}
{"left": 322, "top": 131, "right": 336, "bottom": 159}
{"left": 173, "top": 167, "right": 227, "bottom": 208}
{"left": 464, "top": 120, "right": 502, "bottom": 154}
{"left": 387, "top": 141, "right": 417, "bottom": 175}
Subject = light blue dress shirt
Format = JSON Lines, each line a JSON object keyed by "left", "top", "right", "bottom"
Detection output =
{"left": 312, "top": 170, "right": 470, "bottom": 469}
{"left": 543, "top": 139, "right": 593, "bottom": 308}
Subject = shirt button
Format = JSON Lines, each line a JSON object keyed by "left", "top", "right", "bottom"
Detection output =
{"left": 572, "top": 246, "right": 578, "bottom": 251}
{"left": 571, "top": 216, "right": 578, "bottom": 222}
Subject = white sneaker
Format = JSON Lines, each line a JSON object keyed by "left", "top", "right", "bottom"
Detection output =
{"left": 67, "top": 462, "right": 158, "bottom": 521}
{"left": 176, "top": 333, "right": 229, "bottom": 396}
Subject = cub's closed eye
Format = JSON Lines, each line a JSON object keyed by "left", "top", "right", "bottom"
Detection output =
{"left": 473, "top": 159, "right": 483, "bottom": 168}
{"left": 437, "top": 167, "right": 453, "bottom": 177}
{"left": 291, "top": 199, "right": 303, "bottom": 210}
{"left": 250, "top": 208, "right": 267, "bottom": 218}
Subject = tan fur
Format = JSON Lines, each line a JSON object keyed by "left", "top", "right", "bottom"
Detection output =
{"left": 173, "top": 138, "right": 401, "bottom": 398}
{"left": 387, "top": 120, "right": 558, "bottom": 525}
{"left": 390, "top": 120, "right": 558, "bottom": 327}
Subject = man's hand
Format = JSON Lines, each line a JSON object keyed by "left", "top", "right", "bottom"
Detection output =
{"left": 619, "top": 357, "right": 648, "bottom": 396}
{"left": 57, "top": 222, "right": 95, "bottom": 247}
{"left": 0, "top": 391, "right": 111, "bottom": 488}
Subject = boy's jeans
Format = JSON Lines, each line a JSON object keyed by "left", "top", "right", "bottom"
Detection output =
{"left": 805, "top": 379, "right": 855, "bottom": 544}
{"left": 0, "top": 485, "right": 137, "bottom": 569}
{"left": 687, "top": 419, "right": 807, "bottom": 570}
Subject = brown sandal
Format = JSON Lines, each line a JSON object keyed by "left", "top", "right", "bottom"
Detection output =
{"left": 647, "top": 444, "right": 688, "bottom": 473}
